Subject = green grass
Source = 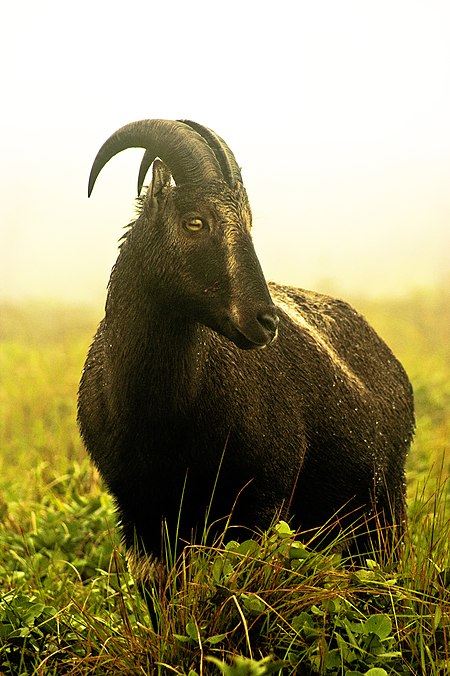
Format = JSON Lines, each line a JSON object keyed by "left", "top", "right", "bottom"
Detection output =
{"left": 0, "top": 289, "right": 448, "bottom": 675}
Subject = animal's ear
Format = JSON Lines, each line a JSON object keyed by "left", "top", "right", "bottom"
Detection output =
{"left": 150, "top": 159, "right": 172, "bottom": 201}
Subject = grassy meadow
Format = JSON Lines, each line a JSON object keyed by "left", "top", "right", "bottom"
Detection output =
{"left": 0, "top": 289, "right": 448, "bottom": 675}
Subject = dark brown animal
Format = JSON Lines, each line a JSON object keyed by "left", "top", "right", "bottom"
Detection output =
{"left": 78, "top": 119, "right": 414, "bottom": 581}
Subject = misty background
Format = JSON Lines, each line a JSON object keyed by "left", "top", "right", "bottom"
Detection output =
{"left": 1, "top": 0, "right": 449, "bottom": 307}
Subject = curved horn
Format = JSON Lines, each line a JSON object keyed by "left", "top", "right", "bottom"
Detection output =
{"left": 137, "top": 120, "right": 243, "bottom": 194}
{"left": 180, "top": 120, "right": 243, "bottom": 186}
{"left": 88, "top": 119, "right": 224, "bottom": 197}
{"left": 137, "top": 150, "right": 158, "bottom": 196}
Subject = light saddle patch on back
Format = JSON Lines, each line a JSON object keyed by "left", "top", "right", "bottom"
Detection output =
{"left": 272, "top": 287, "right": 366, "bottom": 393}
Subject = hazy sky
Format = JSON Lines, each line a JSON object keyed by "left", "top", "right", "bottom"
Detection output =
{"left": 1, "top": 0, "right": 449, "bottom": 304}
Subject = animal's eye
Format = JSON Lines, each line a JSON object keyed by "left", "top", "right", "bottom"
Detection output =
{"left": 183, "top": 218, "right": 206, "bottom": 233}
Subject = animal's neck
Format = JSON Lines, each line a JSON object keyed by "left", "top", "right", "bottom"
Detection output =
{"left": 104, "top": 259, "right": 208, "bottom": 418}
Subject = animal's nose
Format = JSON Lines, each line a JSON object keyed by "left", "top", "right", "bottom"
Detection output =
{"left": 257, "top": 310, "right": 279, "bottom": 342}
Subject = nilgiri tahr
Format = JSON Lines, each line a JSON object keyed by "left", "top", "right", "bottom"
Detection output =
{"left": 78, "top": 118, "right": 415, "bottom": 583}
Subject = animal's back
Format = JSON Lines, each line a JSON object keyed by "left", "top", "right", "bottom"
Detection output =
{"left": 265, "top": 284, "right": 414, "bottom": 539}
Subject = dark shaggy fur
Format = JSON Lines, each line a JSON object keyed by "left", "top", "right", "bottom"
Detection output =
{"left": 78, "top": 154, "right": 414, "bottom": 579}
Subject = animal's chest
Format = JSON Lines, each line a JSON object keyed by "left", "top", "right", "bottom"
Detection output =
{"left": 127, "top": 410, "right": 257, "bottom": 488}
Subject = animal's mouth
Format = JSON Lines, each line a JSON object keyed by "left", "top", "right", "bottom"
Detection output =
{"left": 232, "top": 330, "right": 268, "bottom": 350}
{"left": 224, "top": 318, "right": 279, "bottom": 351}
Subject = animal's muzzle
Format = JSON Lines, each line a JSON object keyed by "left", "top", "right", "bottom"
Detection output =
{"left": 229, "top": 305, "right": 279, "bottom": 349}
{"left": 256, "top": 310, "right": 279, "bottom": 345}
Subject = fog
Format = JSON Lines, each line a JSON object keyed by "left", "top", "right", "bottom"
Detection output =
{"left": 1, "top": 0, "right": 449, "bottom": 305}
